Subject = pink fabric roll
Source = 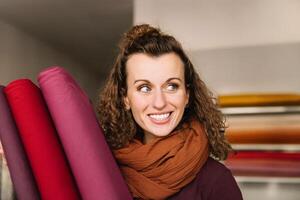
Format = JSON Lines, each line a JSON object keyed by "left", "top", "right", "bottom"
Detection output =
{"left": 38, "top": 66, "right": 132, "bottom": 200}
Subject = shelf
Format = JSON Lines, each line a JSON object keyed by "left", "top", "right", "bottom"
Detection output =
{"left": 235, "top": 176, "right": 300, "bottom": 184}
{"left": 231, "top": 144, "right": 300, "bottom": 152}
{"left": 220, "top": 106, "right": 300, "bottom": 115}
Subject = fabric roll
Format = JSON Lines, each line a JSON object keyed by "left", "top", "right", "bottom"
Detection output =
{"left": 227, "top": 114, "right": 300, "bottom": 128}
{"left": 0, "top": 85, "right": 40, "bottom": 200}
{"left": 218, "top": 93, "right": 300, "bottom": 107}
{"left": 228, "top": 151, "right": 300, "bottom": 160}
{"left": 38, "top": 66, "right": 132, "bottom": 200}
{"left": 225, "top": 158, "right": 300, "bottom": 177}
{"left": 225, "top": 128, "right": 300, "bottom": 144}
{"left": 4, "top": 79, "right": 80, "bottom": 200}
{"left": 225, "top": 114, "right": 300, "bottom": 144}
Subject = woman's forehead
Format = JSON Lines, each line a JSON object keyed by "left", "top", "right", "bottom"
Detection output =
{"left": 126, "top": 53, "right": 185, "bottom": 82}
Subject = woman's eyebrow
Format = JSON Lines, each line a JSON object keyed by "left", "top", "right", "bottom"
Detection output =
{"left": 166, "top": 77, "right": 182, "bottom": 82}
{"left": 134, "top": 79, "right": 150, "bottom": 84}
{"left": 134, "top": 77, "right": 182, "bottom": 84}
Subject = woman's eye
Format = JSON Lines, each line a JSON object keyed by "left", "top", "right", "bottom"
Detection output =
{"left": 166, "top": 83, "right": 179, "bottom": 92}
{"left": 138, "top": 85, "right": 151, "bottom": 93}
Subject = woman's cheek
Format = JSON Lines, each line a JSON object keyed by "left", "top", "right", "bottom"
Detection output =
{"left": 131, "top": 93, "right": 149, "bottom": 111}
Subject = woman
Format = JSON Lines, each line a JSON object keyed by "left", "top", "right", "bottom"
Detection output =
{"left": 97, "top": 24, "right": 243, "bottom": 200}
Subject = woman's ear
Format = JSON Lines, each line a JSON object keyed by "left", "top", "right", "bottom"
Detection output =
{"left": 124, "top": 96, "right": 130, "bottom": 110}
{"left": 185, "top": 89, "right": 190, "bottom": 107}
{"left": 121, "top": 87, "right": 130, "bottom": 110}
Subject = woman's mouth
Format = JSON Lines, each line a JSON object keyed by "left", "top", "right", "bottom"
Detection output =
{"left": 148, "top": 112, "right": 172, "bottom": 123}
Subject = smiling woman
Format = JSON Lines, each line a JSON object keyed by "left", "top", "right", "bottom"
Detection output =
{"left": 97, "top": 24, "right": 243, "bottom": 200}
{"left": 124, "top": 53, "right": 189, "bottom": 143}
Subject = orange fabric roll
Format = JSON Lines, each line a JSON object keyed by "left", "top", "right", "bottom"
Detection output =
{"left": 225, "top": 127, "right": 300, "bottom": 144}
{"left": 225, "top": 114, "right": 300, "bottom": 144}
{"left": 218, "top": 93, "right": 300, "bottom": 107}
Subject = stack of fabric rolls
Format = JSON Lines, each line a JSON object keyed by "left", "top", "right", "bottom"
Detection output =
{"left": 219, "top": 93, "right": 300, "bottom": 178}
{"left": 0, "top": 66, "right": 132, "bottom": 200}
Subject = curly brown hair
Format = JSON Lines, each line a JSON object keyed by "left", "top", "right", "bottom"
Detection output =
{"left": 97, "top": 24, "right": 232, "bottom": 160}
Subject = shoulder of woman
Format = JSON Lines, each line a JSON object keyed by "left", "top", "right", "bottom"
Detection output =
{"left": 169, "top": 157, "right": 243, "bottom": 200}
{"left": 199, "top": 157, "right": 244, "bottom": 200}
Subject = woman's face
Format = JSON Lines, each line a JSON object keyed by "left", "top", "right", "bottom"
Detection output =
{"left": 124, "top": 52, "right": 189, "bottom": 143}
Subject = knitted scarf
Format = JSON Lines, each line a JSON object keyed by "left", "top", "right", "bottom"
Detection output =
{"left": 113, "top": 120, "right": 209, "bottom": 199}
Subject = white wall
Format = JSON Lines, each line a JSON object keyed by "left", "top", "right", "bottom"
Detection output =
{"left": 189, "top": 43, "right": 300, "bottom": 94}
{"left": 134, "top": 0, "right": 300, "bottom": 94}
{"left": 134, "top": 0, "right": 300, "bottom": 50}
{"left": 0, "top": 20, "right": 100, "bottom": 102}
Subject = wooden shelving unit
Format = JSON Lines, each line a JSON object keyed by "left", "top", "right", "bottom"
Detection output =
{"left": 220, "top": 94, "right": 300, "bottom": 200}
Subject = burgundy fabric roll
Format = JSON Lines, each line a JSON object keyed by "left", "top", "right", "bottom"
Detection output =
{"left": 38, "top": 66, "right": 132, "bottom": 200}
{"left": 0, "top": 85, "right": 40, "bottom": 200}
{"left": 4, "top": 79, "right": 80, "bottom": 200}
{"left": 225, "top": 158, "right": 300, "bottom": 177}
{"left": 228, "top": 151, "right": 300, "bottom": 160}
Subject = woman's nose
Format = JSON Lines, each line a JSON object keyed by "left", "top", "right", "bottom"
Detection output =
{"left": 152, "top": 90, "right": 167, "bottom": 109}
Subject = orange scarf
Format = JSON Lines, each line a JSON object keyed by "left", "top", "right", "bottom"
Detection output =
{"left": 114, "top": 120, "right": 209, "bottom": 199}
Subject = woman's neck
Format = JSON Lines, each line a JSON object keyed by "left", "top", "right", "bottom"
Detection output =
{"left": 143, "top": 132, "right": 156, "bottom": 144}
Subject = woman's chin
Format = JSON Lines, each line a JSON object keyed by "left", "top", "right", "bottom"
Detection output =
{"left": 143, "top": 124, "right": 175, "bottom": 139}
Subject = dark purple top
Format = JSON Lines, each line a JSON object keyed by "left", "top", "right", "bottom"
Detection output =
{"left": 169, "top": 157, "right": 243, "bottom": 200}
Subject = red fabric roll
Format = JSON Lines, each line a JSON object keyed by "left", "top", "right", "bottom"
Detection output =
{"left": 228, "top": 151, "right": 300, "bottom": 160}
{"left": 4, "top": 79, "right": 80, "bottom": 200}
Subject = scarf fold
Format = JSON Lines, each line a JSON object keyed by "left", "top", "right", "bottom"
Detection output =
{"left": 114, "top": 120, "right": 209, "bottom": 199}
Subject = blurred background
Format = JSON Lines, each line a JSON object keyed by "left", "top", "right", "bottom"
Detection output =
{"left": 0, "top": 0, "right": 300, "bottom": 199}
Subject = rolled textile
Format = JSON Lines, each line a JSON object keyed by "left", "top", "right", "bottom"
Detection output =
{"left": 0, "top": 85, "right": 40, "bottom": 200}
{"left": 226, "top": 114, "right": 300, "bottom": 129}
{"left": 225, "top": 114, "right": 300, "bottom": 144}
{"left": 38, "top": 66, "right": 132, "bottom": 200}
{"left": 225, "top": 158, "right": 300, "bottom": 177}
{"left": 225, "top": 127, "right": 300, "bottom": 144}
{"left": 218, "top": 93, "right": 300, "bottom": 107}
{"left": 228, "top": 151, "right": 300, "bottom": 160}
{"left": 4, "top": 79, "right": 80, "bottom": 200}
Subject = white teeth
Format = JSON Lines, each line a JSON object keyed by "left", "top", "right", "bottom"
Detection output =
{"left": 149, "top": 112, "right": 170, "bottom": 121}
